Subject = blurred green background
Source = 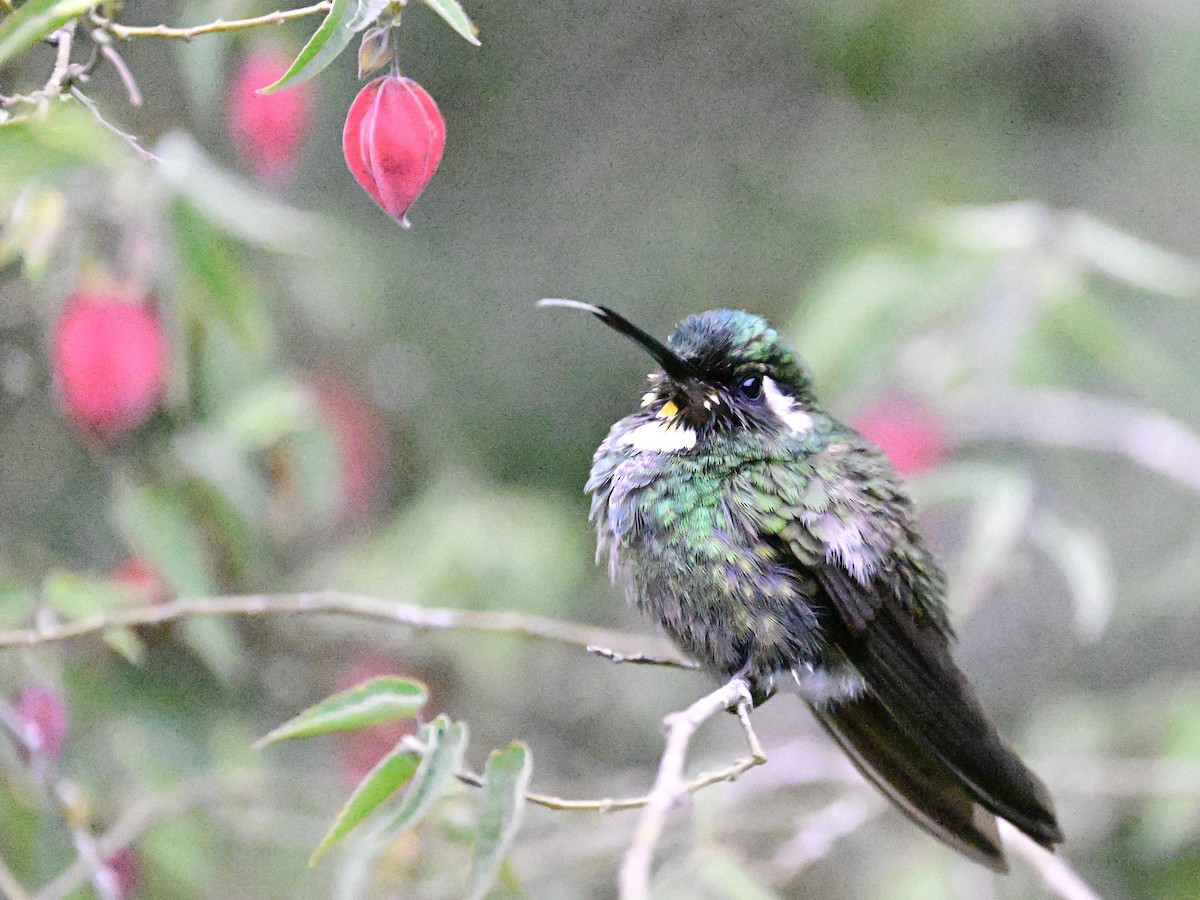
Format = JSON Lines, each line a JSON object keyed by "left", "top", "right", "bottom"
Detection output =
{"left": 3, "top": 0, "right": 1200, "bottom": 896}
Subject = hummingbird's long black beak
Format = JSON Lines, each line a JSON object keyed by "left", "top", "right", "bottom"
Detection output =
{"left": 537, "top": 299, "right": 698, "bottom": 382}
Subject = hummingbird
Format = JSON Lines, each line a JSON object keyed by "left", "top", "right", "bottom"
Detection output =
{"left": 539, "top": 299, "right": 1062, "bottom": 871}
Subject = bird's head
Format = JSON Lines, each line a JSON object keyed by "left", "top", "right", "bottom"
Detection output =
{"left": 539, "top": 300, "right": 821, "bottom": 449}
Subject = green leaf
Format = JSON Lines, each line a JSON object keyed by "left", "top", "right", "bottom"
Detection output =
{"left": 179, "top": 617, "right": 244, "bottom": 681}
{"left": 1029, "top": 514, "right": 1114, "bottom": 643}
{"left": 170, "top": 201, "right": 270, "bottom": 355}
{"left": 113, "top": 482, "right": 215, "bottom": 597}
{"left": 420, "top": 0, "right": 480, "bottom": 46}
{"left": 255, "top": 676, "right": 428, "bottom": 748}
{"left": 0, "top": 186, "right": 67, "bottom": 279}
{"left": 310, "top": 744, "right": 422, "bottom": 865}
{"left": 467, "top": 742, "right": 531, "bottom": 900}
{"left": 0, "top": 0, "right": 93, "bottom": 68}
{"left": 349, "top": 0, "right": 396, "bottom": 31}
{"left": 102, "top": 627, "right": 145, "bottom": 665}
{"left": 377, "top": 715, "right": 468, "bottom": 838}
{"left": 42, "top": 570, "right": 140, "bottom": 619}
{"left": 260, "top": 0, "right": 356, "bottom": 93}
{"left": 155, "top": 132, "right": 323, "bottom": 251}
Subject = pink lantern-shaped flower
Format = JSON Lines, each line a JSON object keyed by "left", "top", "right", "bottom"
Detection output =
{"left": 343, "top": 75, "right": 446, "bottom": 228}
{"left": 52, "top": 291, "right": 168, "bottom": 441}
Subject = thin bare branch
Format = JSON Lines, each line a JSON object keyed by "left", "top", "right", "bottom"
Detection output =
{"left": 769, "top": 796, "right": 881, "bottom": 881}
{"left": 67, "top": 87, "right": 157, "bottom": 162}
{"left": 457, "top": 734, "right": 765, "bottom": 815}
{"left": 0, "top": 590, "right": 683, "bottom": 663}
{"left": 951, "top": 386, "right": 1200, "bottom": 497}
{"left": 619, "top": 678, "right": 756, "bottom": 899}
{"left": 0, "top": 855, "right": 31, "bottom": 900}
{"left": 94, "top": 3, "right": 333, "bottom": 42}
{"left": 1000, "top": 822, "right": 1103, "bottom": 900}
{"left": 35, "top": 779, "right": 217, "bottom": 900}
{"left": 45, "top": 23, "right": 77, "bottom": 93}
{"left": 99, "top": 45, "right": 142, "bottom": 106}
{"left": 587, "top": 644, "right": 699, "bottom": 670}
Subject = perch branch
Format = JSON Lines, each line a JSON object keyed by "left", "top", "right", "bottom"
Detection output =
{"left": 587, "top": 644, "right": 699, "bottom": 669}
{"left": 619, "top": 677, "right": 759, "bottom": 899}
{"left": 0, "top": 590, "right": 687, "bottom": 666}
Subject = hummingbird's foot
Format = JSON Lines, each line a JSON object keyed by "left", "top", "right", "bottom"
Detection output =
{"left": 729, "top": 661, "right": 776, "bottom": 709}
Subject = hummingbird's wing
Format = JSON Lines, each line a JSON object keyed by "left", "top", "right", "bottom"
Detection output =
{"left": 816, "top": 566, "right": 1063, "bottom": 849}
{"left": 809, "top": 688, "right": 1007, "bottom": 871}
{"left": 766, "top": 437, "right": 1063, "bottom": 857}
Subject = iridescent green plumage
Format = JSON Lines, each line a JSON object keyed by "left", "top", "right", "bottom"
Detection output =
{"left": 545, "top": 301, "right": 1063, "bottom": 870}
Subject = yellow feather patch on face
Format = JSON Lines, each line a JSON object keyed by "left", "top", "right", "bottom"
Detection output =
{"left": 657, "top": 400, "right": 680, "bottom": 420}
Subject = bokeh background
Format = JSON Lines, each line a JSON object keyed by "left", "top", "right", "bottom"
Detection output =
{"left": 3, "top": 0, "right": 1200, "bottom": 896}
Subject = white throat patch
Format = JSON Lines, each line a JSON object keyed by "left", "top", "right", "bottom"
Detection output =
{"left": 620, "top": 418, "right": 697, "bottom": 453}
{"left": 762, "top": 376, "right": 814, "bottom": 435}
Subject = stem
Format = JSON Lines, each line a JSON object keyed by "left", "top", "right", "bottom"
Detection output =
{"left": 0, "top": 590, "right": 689, "bottom": 666}
{"left": 999, "top": 822, "right": 1103, "bottom": 900}
{"left": 93, "top": 3, "right": 333, "bottom": 42}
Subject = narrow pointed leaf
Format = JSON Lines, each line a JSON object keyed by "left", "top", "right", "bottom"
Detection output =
{"left": 419, "top": 0, "right": 480, "bottom": 46}
{"left": 349, "top": 0, "right": 395, "bottom": 31}
{"left": 260, "top": 0, "right": 356, "bottom": 94}
{"left": 378, "top": 716, "right": 468, "bottom": 838}
{"left": 1030, "top": 514, "right": 1114, "bottom": 642}
{"left": 113, "top": 483, "right": 215, "bottom": 597}
{"left": 310, "top": 744, "right": 422, "bottom": 865}
{"left": 254, "top": 677, "right": 427, "bottom": 748}
{"left": 467, "top": 742, "right": 532, "bottom": 900}
{"left": 0, "top": 0, "right": 93, "bottom": 68}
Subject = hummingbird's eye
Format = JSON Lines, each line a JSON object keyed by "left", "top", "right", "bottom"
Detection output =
{"left": 737, "top": 375, "right": 763, "bottom": 401}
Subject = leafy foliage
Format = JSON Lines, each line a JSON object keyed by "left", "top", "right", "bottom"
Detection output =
{"left": 2, "top": 1, "right": 1200, "bottom": 898}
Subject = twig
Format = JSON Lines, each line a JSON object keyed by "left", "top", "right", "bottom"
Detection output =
{"left": 0, "top": 697, "right": 116, "bottom": 900}
{"left": 98, "top": 45, "right": 142, "bottom": 106}
{"left": 456, "top": 736, "right": 766, "bottom": 814}
{"left": 951, "top": 386, "right": 1200, "bottom": 497}
{"left": 45, "top": 23, "right": 77, "bottom": 95}
{"left": 35, "top": 778, "right": 218, "bottom": 900}
{"left": 999, "top": 822, "right": 1103, "bottom": 900}
{"left": 0, "top": 855, "right": 31, "bottom": 900}
{"left": 619, "top": 678, "right": 758, "bottom": 899}
{"left": 588, "top": 644, "right": 699, "bottom": 669}
{"left": 93, "top": 3, "right": 333, "bottom": 42}
{"left": 0, "top": 590, "right": 685, "bottom": 665}
{"left": 769, "top": 796, "right": 880, "bottom": 881}
{"left": 67, "top": 87, "right": 157, "bottom": 163}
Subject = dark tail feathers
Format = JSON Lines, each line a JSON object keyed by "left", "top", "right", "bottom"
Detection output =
{"left": 810, "top": 692, "right": 1060, "bottom": 872}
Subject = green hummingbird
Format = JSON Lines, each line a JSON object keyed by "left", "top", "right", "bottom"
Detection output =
{"left": 539, "top": 299, "right": 1062, "bottom": 871}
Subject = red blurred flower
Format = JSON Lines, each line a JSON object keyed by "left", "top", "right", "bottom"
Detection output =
{"left": 853, "top": 398, "right": 948, "bottom": 476}
{"left": 115, "top": 557, "right": 169, "bottom": 604}
{"left": 228, "top": 50, "right": 313, "bottom": 185}
{"left": 343, "top": 75, "right": 445, "bottom": 227}
{"left": 313, "top": 377, "right": 387, "bottom": 525}
{"left": 17, "top": 684, "right": 67, "bottom": 763}
{"left": 106, "top": 847, "right": 143, "bottom": 900}
{"left": 52, "top": 291, "right": 168, "bottom": 441}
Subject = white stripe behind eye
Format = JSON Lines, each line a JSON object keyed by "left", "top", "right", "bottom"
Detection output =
{"left": 762, "top": 376, "right": 814, "bottom": 435}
